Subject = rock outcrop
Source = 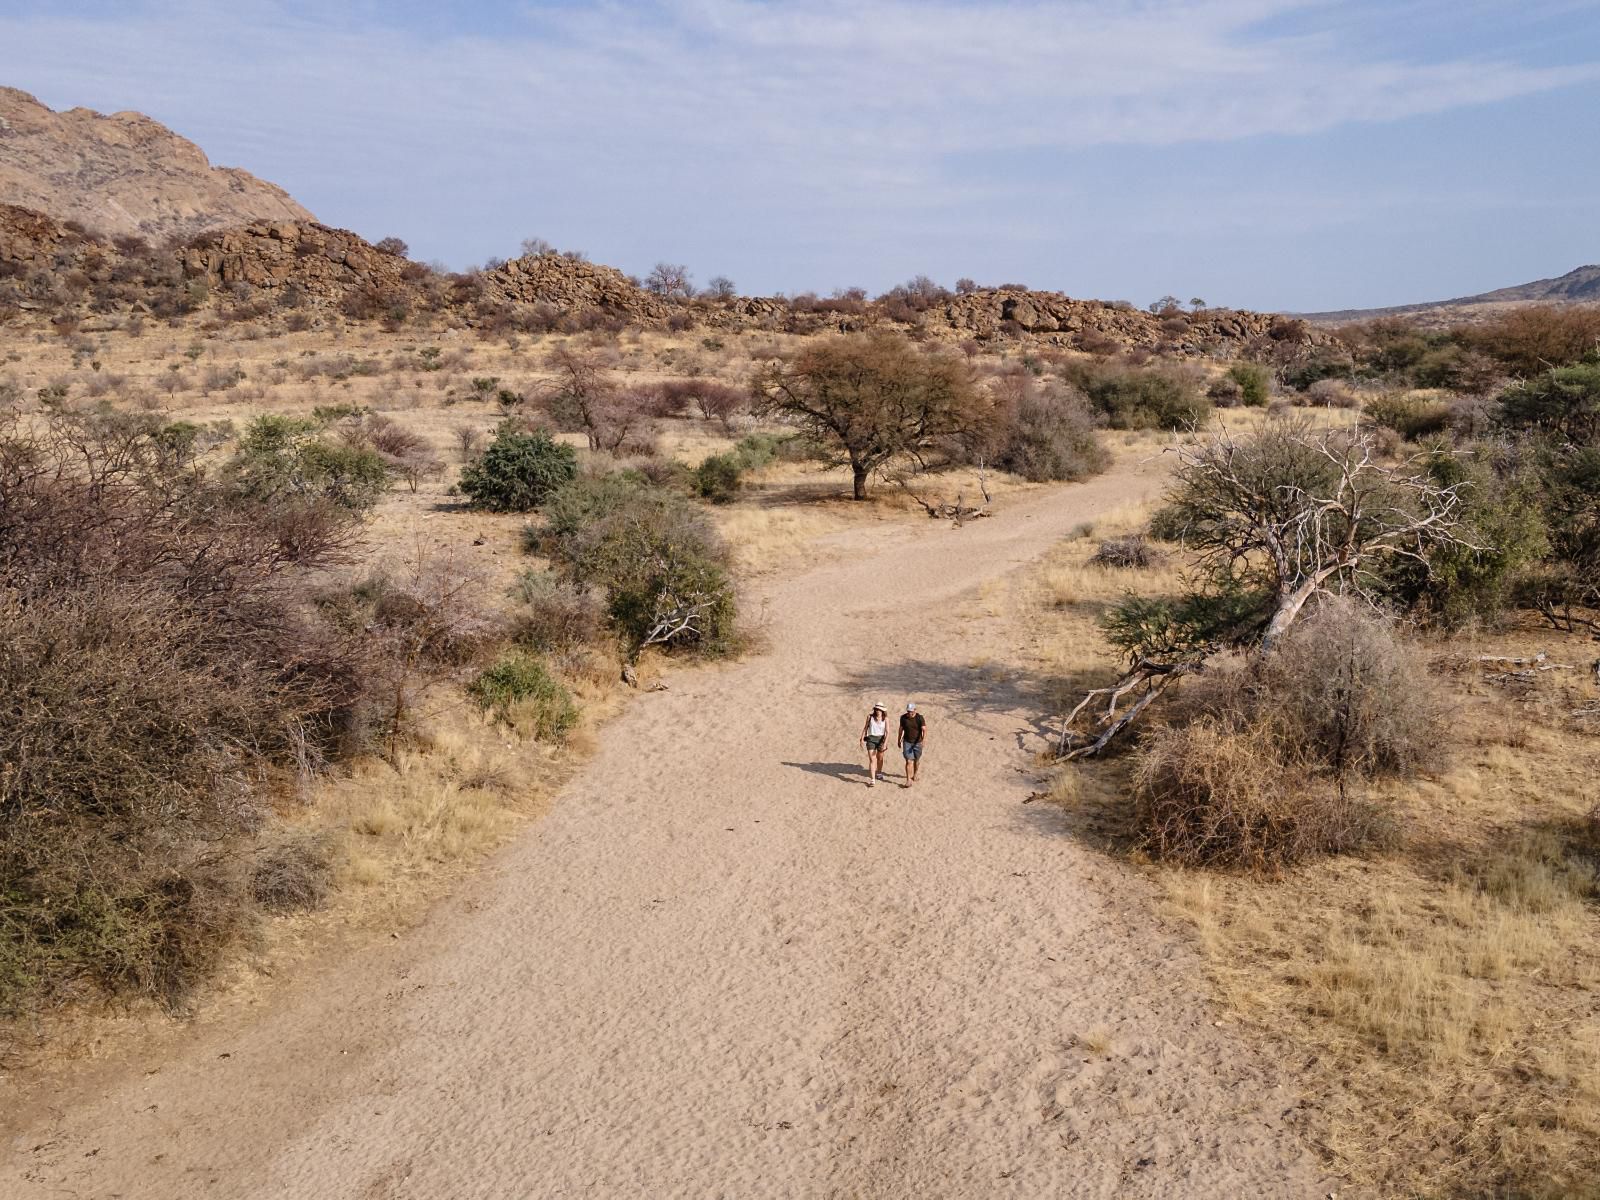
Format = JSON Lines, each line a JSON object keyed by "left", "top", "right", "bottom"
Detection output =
{"left": 0, "top": 87, "right": 314, "bottom": 244}
{"left": 0, "top": 201, "right": 70, "bottom": 269}
{"left": 479, "top": 253, "right": 668, "bottom": 322}
{"left": 929, "top": 289, "right": 1300, "bottom": 351}
{"left": 180, "top": 221, "right": 412, "bottom": 304}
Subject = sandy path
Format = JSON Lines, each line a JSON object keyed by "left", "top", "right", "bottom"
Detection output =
{"left": 5, "top": 463, "right": 1327, "bottom": 1198}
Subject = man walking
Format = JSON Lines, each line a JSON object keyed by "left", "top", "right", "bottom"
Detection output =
{"left": 897, "top": 702, "right": 927, "bottom": 786}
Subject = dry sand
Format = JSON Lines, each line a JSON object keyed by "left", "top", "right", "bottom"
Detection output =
{"left": 4, "top": 461, "right": 1330, "bottom": 1198}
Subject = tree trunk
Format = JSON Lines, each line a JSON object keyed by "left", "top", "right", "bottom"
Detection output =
{"left": 852, "top": 465, "right": 869, "bottom": 500}
{"left": 1259, "top": 577, "right": 1322, "bottom": 653}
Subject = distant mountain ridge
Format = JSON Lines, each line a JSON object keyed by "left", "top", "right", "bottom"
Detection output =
{"left": 0, "top": 86, "right": 313, "bottom": 245}
{"left": 1299, "top": 264, "right": 1600, "bottom": 325}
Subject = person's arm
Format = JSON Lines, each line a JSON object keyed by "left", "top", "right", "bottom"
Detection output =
{"left": 896, "top": 717, "right": 903, "bottom": 749}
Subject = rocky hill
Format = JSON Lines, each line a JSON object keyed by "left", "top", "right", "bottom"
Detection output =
{"left": 1, "top": 199, "right": 1315, "bottom": 356}
{"left": 928, "top": 289, "right": 1296, "bottom": 350}
{"left": 1298, "top": 264, "right": 1600, "bottom": 327}
{"left": 0, "top": 87, "right": 313, "bottom": 244}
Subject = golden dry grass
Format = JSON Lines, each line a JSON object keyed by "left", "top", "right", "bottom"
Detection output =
{"left": 1013, "top": 516, "right": 1600, "bottom": 1196}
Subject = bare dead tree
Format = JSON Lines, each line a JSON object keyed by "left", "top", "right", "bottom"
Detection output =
{"left": 644, "top": 262, "right": 693, "bottom": 301}
{"left": 1170, "top": 424, "right": 1478, "bottom": 652}
{"left": 541, "top": 345, "right": 614, "bottom": 451}
{"left": 1058, "top": 422, "right": 1477, "bottom": 759}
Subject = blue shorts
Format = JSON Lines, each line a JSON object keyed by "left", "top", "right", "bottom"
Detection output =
{"left": 902, "top": 742, "right": 923, "bottom": 761}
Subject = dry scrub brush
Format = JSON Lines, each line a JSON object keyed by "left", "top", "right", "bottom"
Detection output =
{"left": 0, "top": 408, "right": 381, "bottom": 1010}
{"left": 1133, "top": 599, "right": 1441, "bottom": 871}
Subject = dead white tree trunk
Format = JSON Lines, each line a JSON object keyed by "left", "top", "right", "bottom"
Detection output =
{"left": 1055, "top": 423, "right": 1477, "bottom": 755}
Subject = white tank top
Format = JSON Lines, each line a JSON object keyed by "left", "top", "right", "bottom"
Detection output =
{"left": 867, "top": 715, "right": 887, "bottom": 736}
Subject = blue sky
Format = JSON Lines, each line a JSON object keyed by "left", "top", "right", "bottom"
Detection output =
{"left": 3, "top": 0, "right": 1596, "bottom": 310}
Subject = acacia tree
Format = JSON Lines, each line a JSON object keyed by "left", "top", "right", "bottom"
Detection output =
{"left": 1059, "top": 421, "right": 1475, "bottom": 758}
{"left": 751, "top": 332, "right": 983, "bottom": 500}
{"left": 645, "top": 262, "right": 693, "bottom": 301}
{"left": 540, "top": 347, "right": 661, "bottom": 453}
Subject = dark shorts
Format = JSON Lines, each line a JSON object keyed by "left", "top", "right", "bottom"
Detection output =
{"left": 865, "top": 735, "right": 885, "bottom": 751}
{"left": 902, "top": 741, "right": 923, "bottom": 761}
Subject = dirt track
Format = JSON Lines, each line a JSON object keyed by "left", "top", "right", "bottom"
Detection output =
{"left": 4, "top": 463, "right": 1326, "bottom": 1198}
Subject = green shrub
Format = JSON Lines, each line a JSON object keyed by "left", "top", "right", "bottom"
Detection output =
{"left": 537, "top": 471, "right": 653, "bottom": 554}
{"left": 539, "top": 475, "right": 737, "bottom": 657}
{"left": 468, "top": 652, "right": 578, "bottom": 740}
{"left": 1280, "top": 348, "right": 1355, "bottom": 391}
{"left": 1225, "top": 362, "right": 1271, "bottom": 407}
{"left": 694, "top": 453, "right": 743, "bottom": 503}
{"left": 1363, "top": 392, "right": 1452, "bottom": 441}
{"left": 459, "top": 427, "right": 578, "bottom": 512}
{"left": 225, "top": 414, "right": 390, "bottom": 512}
{"left": 1061, "top": 360, "right": 1209, "bottom": 430}
{"left": 1376, "top": 445, "right": 1549, "bottom": 626}
{"left": 731, "top": 432, "right": 785, "bottom": 471}
{"left": 1499, "top": 363, "right": 1600, "bottom": 443}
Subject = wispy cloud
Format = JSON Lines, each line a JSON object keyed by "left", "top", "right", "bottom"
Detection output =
{"left": 1, "top": 0, "right": 1595, "bottom": 304}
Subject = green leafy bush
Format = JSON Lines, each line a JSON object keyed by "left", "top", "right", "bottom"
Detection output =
{"left": 1225, "top": 361, "right": 1271, "bottom": 407}
{"left": 731, "top": 432, "right": 785, "bottom": 470}
{"left": 469, "top": 652, "right": 577, "bottom": 740}
{"left": 1363, "top": 393, "right": 1452, "bottom": 441}
{"left": 1376, "top": 445, "right": 1549, "bottom": 626}
{"left": 459, "top": 427, "right": 578, "bottom": 512}
{"left": 1499, "top": 363, "right": 1600, "bottom": 443}
{"left": 694, "top": 453, "right": 743, "bottom": 503}
{"left": 225, "top": 414, "right": 390, "bottom": 511}
{"left": 1060, "top": 360, "right": 1210, "bottom": 430}
{"left": 539, "top": 475, "right": 736, "bottom": 657}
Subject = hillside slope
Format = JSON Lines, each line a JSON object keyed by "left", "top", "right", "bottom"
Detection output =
{"left": 0, "top": 87, "right": 313, "bottom": 244}
{"left": 1299, "top": 264, "right": 1600, "bottom": 326}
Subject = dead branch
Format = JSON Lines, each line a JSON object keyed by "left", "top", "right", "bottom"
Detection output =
{"left": 896, "top": 477, "right": 989, "bottom": 524}
{"left": 1475, "top": 652, "right": 1574, "bottom": 670}
{"left": 1057, "top": 658, "right": 1201, "bottom": 760}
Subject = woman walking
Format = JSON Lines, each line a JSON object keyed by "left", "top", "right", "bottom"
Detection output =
{"left": 860, "top": 702, "right": 889, "bottom": 787}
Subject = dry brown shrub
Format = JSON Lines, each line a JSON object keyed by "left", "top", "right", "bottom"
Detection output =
{"left": 1469, "top": 304, "right": 1600, "bottom": 375}
{"left": 1090, "top": 534, "right": 1162, "bottom": 569}
{"left": 1306, "top": 378, "right": 1359, "bottom": 408}
{"left": 251, "top": 832, "right": 337, "bottom": 913}
{"left": 510, "top": 571, "right": 605, "bottom": 651}
{"left": 1249, "top": 599, "right": 1448, "bottom": 778}
{"left": 1133, "top": 721, "right": 1384, "bottom": 871}
{"left": 0, "top": 410, "right": 376, "bottom": 1011}
{"left": 1132, "top": 601, "right": 1439, "bottom": 870}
